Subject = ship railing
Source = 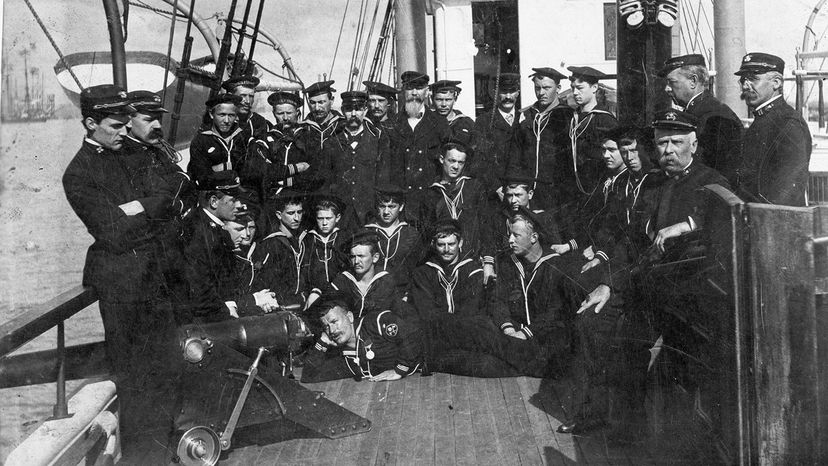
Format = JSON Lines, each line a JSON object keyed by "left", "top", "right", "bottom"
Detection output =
{"left": 0, "top": 285, "right": 120, "bottom": 465}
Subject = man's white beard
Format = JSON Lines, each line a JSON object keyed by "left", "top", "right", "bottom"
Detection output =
{"left": 405, "top": 99, "right": 424, "bottom": 118}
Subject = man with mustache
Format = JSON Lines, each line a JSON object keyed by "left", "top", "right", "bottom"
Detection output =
{"left": 363, "top": 80, "right": 398, "bottom": 127}
{"left": 659, "top": 54, "right": 742, "bottom": 185}
{"left": 123, "top": 91, "right": 197, "bottom": 318}
{"left": 509, "top": 67, "right": 574, "bottom": 210}
{"left": 293, "top": 80, "right": 342, "bottom": 193}
{"left": 323, "top": 90, "right": 390, "bottom": 223}
{"left": 222, "top": 75, "right": 270, "bottom": 143}
{"left": 245, "top": 91, "right": 310, "bottom": 201}
{"left": 471, "top": 73, "right": 522, "bottom": 194}
{"left": 735, "top": 53, "right": 811, "bottom": 206}
{"left": 383, "top": 71, "right": 451, "bottom": 194}
{"left": 430, "top": 80, "right": 475, "bottom": 140}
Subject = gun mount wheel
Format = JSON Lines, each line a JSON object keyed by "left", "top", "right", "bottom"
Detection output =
{"left": 176, "top": 426, "right": 221, "bottom": 466}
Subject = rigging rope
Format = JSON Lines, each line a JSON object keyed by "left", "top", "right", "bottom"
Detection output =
{"left": 130, "top": 1, "right": 188, "bottom": 22}
{"left": 21, "top": 0, "right": 83, "bottom": 91}
{"left": 329, "top": 0, "right": 352, "bottom": 81}
{"left": 161, "top": 0, "right": 179, "bottom": 103}
{"left": 356, "top": 0, "right": 383, "bottom": 86}
{"left": 348, "top": 0, "right": 369, "bottom": 90}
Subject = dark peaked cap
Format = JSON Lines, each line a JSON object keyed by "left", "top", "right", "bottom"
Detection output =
{"left": 304, "top": 80, "right": 336, "bottom": 97}
{"left": 497, "top": 73, "right": 521, "bottom": 93}
{"left": 363, "top": 81, "right": 399, "bottom": 99}
{"left": 430, "top": 80, "right": 462, "bottom": 94}
{"left": 341, "top": 90, "right": 369, "bottom": 107}
{"left": 567, "top": 66, "right": 610, "bottom": 82}
{"left": 221, "top": 75, "right": 260, "bottom": 91}
{"left": 206, "top": 93, "right": 242, "bottom": 108}
{"left": 127, "top": 90, "right": 168, "bottom": 113}
{"left": 529, "top": 67, "right": 566, "bottom": 82}
{"left": 198, "top": 170, "right": 244, "bottom": 195}
{"left": 657, "top": 54, "right": 706, "bottom": 77}
{"left": 267, "top": 91, "right": 302, "bottom": 107}
{"left": 81, "top": 85, "right": 135, "bottom": 114}
{"left": 651, "top": 109, "right": 699, "bottom": 131}
{"left": 735, "top": 52, "right": 785, "bottom": 75}
{"left": 400, "top": 71, "right": 430, "bottom": 89}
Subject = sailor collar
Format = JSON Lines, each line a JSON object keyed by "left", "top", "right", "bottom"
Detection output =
{"left": 431, "top": 176, "right": 471, "bottom": 189}
{"left": 425, "top": 257, "right": 474, "bottom": 277}
{"left": 510, "top": 249, "right": 561, "bottom": 276}
{"left": 304, "top": 112, "right": 342, "bottom": 131}
{"left": 309, "top": 228, "right": 340, "bottom": 243}
{"left": 201, "top": 126, "right": 243, "bottom": 142}
{"left": 752, "top": 95, "right": 783, "bottom": 117}
{"left": 340, "top": 270, "right": 390, "bottom": 290}
{"left": 366, "top": 222, "right": 409, "bottom": 238}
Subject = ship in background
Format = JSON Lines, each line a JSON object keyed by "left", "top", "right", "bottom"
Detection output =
{"left": 1, "top": 43, "right": 55, "bottom": 122}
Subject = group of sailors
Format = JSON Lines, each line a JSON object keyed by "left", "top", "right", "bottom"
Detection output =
{"left": 62, "top": 50, "right": 811, "bottom": 439}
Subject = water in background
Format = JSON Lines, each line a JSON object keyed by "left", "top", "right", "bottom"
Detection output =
{"left": 0, "top": 119, "right": 107, "bottom": 461}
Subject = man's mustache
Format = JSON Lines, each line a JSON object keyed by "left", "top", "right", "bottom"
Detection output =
{"left": 405, "top": 95, "right": 424, "bottom": 104}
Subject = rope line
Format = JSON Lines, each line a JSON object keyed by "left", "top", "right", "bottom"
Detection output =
{"left": 330, "top": 0, "right": 352, "bottom": 81}
{"left": 162, "top": 0, "right": 179, "bottom": 102}
{"left": 21, "top": 0, "right": 83, "bottom": 91}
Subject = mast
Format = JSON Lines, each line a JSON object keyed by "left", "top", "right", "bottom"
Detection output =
{"left": 394, "top": 0, "right": 427, "bottom": 82}
{"left": 714, "top": 0, "right": 746, "bottom": 116}
{"left": 102, "top": 0, "right": 128, "bottom": 87}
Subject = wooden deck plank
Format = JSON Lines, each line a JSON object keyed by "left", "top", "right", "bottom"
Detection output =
{"left": 320, "top": 379, "right": 373, "bottom": 466}
{"left": 450, "top": 375, "right": 477, "bottom": 466}
{"left": 370, "top": 379, "right": 406, "bottom": 465}
{"left": 394, "top": 374, "right": 424, "bottom": 464}
{"left": 432, "top": 373, "right": 456, "bottom": 465}
{"left": 516, "top": 377, "right": 568, "bottom": 466}
{"left": 292, "top": 379, "right": 345, "bottom": 462}
{"left": 465, "top": 376, "right": 503, "bottom": 465}
{"left": 352, "top": 382, "right": 390, "bottom": 465}
{"left": 500, "top": 377, "right": 545, "bottom": 465}
{"left": 483, "top": 377, "right": 521, "bottom": 465}
{"left": 411, "top": 374, "right": 437, "bottom": 465}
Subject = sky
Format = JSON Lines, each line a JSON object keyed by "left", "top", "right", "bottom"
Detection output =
{"left": 0, "top": 0, "right": 825, "bottom": 110}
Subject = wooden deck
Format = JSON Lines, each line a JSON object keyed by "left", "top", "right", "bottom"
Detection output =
{"left": 200, "top": 372, "right": 723, "bottom": 466}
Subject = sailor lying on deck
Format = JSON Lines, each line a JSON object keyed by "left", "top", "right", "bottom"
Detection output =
{"left": 300, "top": 296, "right": 566, "bottom": 384}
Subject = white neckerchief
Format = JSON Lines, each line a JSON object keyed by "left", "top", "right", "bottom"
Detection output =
{"left": 367, "top": 222, "right": 408, "bottom": 270}
{"left": 509, "top": 252, "right": 559, "bottom": 326}
{"left": 425, "top": 258, "right": 473, "bottom": 314}
{"left": 336, "top": 270, "right": 390, "bottom": 317}
{"left": 431, "top": 176, "right": 470, "bottom": 220}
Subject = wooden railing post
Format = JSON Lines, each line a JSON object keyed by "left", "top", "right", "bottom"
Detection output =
{"left": 51, "top": 321, "right": 71, "bottom": 420}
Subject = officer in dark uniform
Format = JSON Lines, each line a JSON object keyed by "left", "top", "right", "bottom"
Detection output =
{"left": 647, "top": 109, "right": 730, "bottom": 253}
{"left": 565, "top": 66, "right": 619, "bottom": 201}
{"left": 430, "top": 79, "right": 475, "bottom": 140}
{"left": 363, "top": 80, "right": 398, "bottom": 127}
{"left": 323, "top": 90, "right": 391, "bottom": 223}
{"left": 659, "top": 54, "right": 743, "bottom": 185}
{"left": 224, "top": 213, "right": 280, "bottom": 317}
{"left": 735, "top": 52, "right": 812, "bottom": 206}
{"left": 183, "top": 170, "right": 273, "bottom": 322}
{"left": 245, "top": 91, "right": 311, "bottom": 201}
{"left": 409, "top": 219, "right": 485, "bottom": 320}
{"left": 471, "top": 72, "right": 521, "bottom": 195}
{"left": 123, "top": 90, "right": 197, "bottom": 315}
{"left": 63, "top": 84, "right": 178, "bottom": 375}
{"left": 384, "top": 71, "right": 452, "bottom": 193}
{"left": 222, "top": 75, "right": 270, "bottom": 143}
{"left": 187, "top": 94, "right": 247, "bottom": 186}
{"left": 510, "top": 67, "right": 574, "bottom": 210}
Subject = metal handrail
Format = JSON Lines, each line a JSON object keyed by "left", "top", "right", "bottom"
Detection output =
{"left": 0, "top": 285, "right": 99, "bottom": 419}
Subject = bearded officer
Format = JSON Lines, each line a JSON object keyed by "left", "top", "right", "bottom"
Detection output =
{"left": 384, "top": 71, "right": 451, "bottom": 193}
{"left": 659, "top": 54, "right": 742, "bottom": 185}
{"left": 735, "top": 52, "right": 812, "bottom": 206}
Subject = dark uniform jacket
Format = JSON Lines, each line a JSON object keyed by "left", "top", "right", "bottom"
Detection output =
{"left": 417, "top": 176, "right": 488, "bottom": 258}
{"left": 187, "top": 126, "right": 246, "bottom": 185}
{"left": 329, "top": 270, "right": 398, "bottom": 319}
{"left": 447, "top": 111, "right": 475, "bottom": 140}
{"left": 489, "top": 247, "right": 607, "bottom": 353}
{"left": 565, "top": 104, "right": 618, "bottom": 200}
{"left": 566, "top": 168, "right": 630, "bottom": 261}
{"left": 323, "top": 121, "right": 390, "bottom": 220}
{"left": 230, "top": 242, "right": 270, "bottom": 317}
{"left": 254, "top": 229, "right": 309, "bottom": 306}
{"left": 365, "top": 221, "right": 422, "bottom": 292}
{"left": 684, "top": 91, "right": 743, "bottom": 185}
{"left": 737, "top": 97, "right": 812, "bottom": 206}
{"left": 647, "top": 160, "right": 729, "bottom": 236}
{"left": 511, "top": 100, "right": 575, "bottom": 210}
{"left": 384, "top": 108, "right": 452, "bottom": 192}
{"left": 301, "top": 309, "right": 423, "bottom": 382}
{"left": 471, "top": 108, "right": 519, "bottom": 192}
{"left": 63, "top": 139, "right": 175, "bottom": 302}
{"left": 302, "top": 229, "right": 349, "bottom": 292}
{"left": 181, "top": 208, "right": 237, "bottom": 322}
{"left": 242, "top": 126, "right": 307, "bottom": 201}
{"left": 409, "top": 258, "right": 484, "bottom": 320}
{"left": 238, "top": 111, "right": 270, "bottom": 145}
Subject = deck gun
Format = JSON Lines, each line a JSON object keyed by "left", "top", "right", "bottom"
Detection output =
{"left": 173, "top": 310, "right": 371, "bottom": 465}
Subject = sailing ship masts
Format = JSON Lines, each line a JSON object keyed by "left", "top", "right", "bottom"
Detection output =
{"left": 714, "top": 0, "right": 747, "bottom": 116}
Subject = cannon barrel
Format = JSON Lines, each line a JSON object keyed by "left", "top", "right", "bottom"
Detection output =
{"left": 176, "top": 310, "right": 312, "bottom": 363}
